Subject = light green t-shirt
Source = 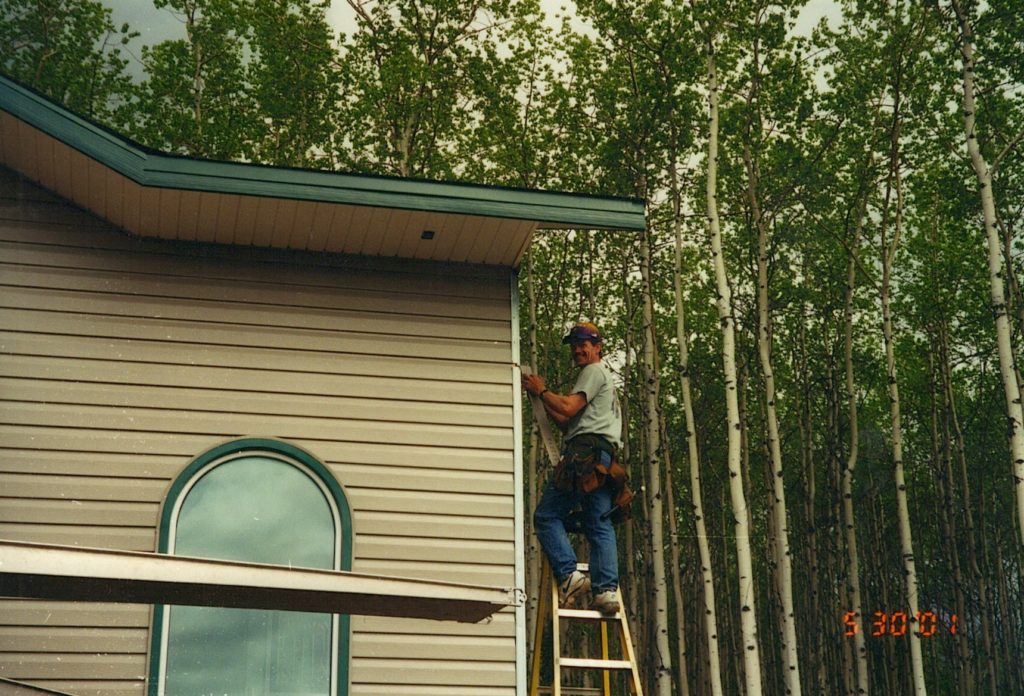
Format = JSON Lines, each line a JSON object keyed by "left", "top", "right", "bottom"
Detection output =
{"left": 565, "top": 362, "right": 622, "bottom": 449}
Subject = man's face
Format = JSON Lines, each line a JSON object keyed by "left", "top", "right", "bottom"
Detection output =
{"left": 570, "top": 339, "right": 601, "bottom": 366}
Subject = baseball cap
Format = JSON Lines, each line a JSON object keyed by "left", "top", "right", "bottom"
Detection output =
{"left": 561, "top": 322, "right": 603, "bottom": 344}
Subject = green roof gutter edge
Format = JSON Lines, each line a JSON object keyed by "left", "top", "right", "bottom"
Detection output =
{"left": 0, "top": 75, "right": 646, "bottom": 232}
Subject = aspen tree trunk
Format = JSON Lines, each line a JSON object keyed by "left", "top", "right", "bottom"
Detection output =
{"left": 929, "top": 349, "right": 968, "bottom": 695}
{"left": 794, "top": 304, "right": 826, "bottom": 695}
{"left": 638, "top": 420, "right": 657, "bottom": 695}
{"left": 721, "top": 486, "right": 743, "bottom": 693}
{"left": 183, "top": 4, "right": 205, "bottom": 154}
{"left": 637, "top": 388, "right": 654, "bottom": 693}
{"left": 742, "top": 134, "right": 801, "bottom": 696}
{"left": 738, "top": 365, "right": 754, "bottom": 535}
{"left": 981, "top": 503, "right": 1007, "bottom": 690}
{"left": 880, "top": 150, "right": 927, "bottom": 694}
{"left": 703, "top": 31, "right": 764, "bottom": 696}
{"left": 1002, "top": 551, "right": 1020, "bottom": 694}
{"left": 759, "top": 459, "right": 782, "bottom": 692}
{"left": 842, "top": 193, "right": 869, "bottom": 696}
{"left": 661, "top": 414, "right": 691, "bottom": 696}
{"left": 871, "top": 488, "right": 898, "bottom": 696}
{"left": 827, "top": 364, "right": 847, "bottom": 694}
{"left": 998, "top": 515, "right": 1016, "bottom": 691}
{"left": 943, "top": 342, "right": 997, "bottom": 694}
{"left": 1000, "top": 218, "right": 1024, "bottom": 346}
{"left": 639, "top": 222, "right": 674, "bottom": 696}
{"left": 621, "top": 252, "right": 642, "bottom": 651}
{"left": 950, "top": 0, "right": 1024, "bottom": 544}
{"left": 586, "top": 236, "right": 596, "bottom": 319}
{"left": 934, "top": 324, "right": 973, "bottom": 696}
{"left": 672, "top": 204, "right": 724, "bottom": 696}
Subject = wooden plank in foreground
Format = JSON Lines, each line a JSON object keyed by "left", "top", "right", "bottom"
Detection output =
{"left": 0, "top": 677, "right": 76, "bottom": 695}
{"left": 0, "top": 540, "right": 517, "bottom": 623}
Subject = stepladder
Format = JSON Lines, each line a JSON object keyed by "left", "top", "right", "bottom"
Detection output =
{"left": 528, "top": 556, "right": 643, "bottom": 696}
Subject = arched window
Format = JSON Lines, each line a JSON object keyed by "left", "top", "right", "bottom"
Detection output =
{"left": 148, "top": 439, "right": 352, "bottom": 696}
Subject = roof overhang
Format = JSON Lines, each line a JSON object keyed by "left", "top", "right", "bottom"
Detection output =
{"left": 0, "top": 75, "right": 645, "bottom": 266}
{"left": 0, "top": 540, "right": 517, "bottom": 623}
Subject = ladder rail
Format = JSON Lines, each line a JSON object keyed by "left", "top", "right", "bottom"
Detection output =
{"left": 551, "top": 564, "right": 562, "bottom": 696}
{"left": 529, "top": 557, "right": 644, "bottom": 696}
{"left": 600, "top": 620, "right": 611, "bottom": 695}
{"left": 529, "top": 562, "right": 550, "bottom": 696}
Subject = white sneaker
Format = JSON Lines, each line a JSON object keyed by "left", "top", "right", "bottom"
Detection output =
{"left": 592, "top": 589, "right": 620, "bottom": 614}
{"left": 558, "top": 571, "right": 590, "bottom": 607}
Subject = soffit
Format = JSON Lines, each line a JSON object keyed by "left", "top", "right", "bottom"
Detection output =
{"left": 0, "top": 76, "right": 646, "bottom": 267}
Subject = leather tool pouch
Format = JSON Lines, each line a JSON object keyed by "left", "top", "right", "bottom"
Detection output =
{"left": 554, "top": 435, "right": 634, "bottom": 523}
{"left": 600, "top": 459, "right": 635, "bottom": 523}
{"left": 553, "top": 434, "right": 604, "bottom": 493}
{"left": 571, "top": 435, "right": 636, "bottom": 523}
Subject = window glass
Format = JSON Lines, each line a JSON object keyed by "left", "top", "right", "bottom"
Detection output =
{"left": 163, "top": 454, "right": 336, "bottom": 696}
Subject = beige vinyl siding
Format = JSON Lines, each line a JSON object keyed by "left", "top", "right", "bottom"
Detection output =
{"left": 0, "top": 168, "right": 518, "bottom": 694}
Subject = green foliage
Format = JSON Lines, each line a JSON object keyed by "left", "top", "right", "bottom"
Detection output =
{"left": 4, "top": 0, "right": 1022, "bottom": 691}
{"left": 245, "top": 0, "right": 339, "bottom": 167}
{"left": 333, "top": 0, "right": 522, "bottom": 178}
{"left": 0, "top": 0, "right": 136, "bottom": 122}
{"left": 132, "top": 0, "right": 255, "bottom": 158}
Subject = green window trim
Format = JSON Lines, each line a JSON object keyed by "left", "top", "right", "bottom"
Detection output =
{"left": 147, "top": 438, "right": 353, "bottom": 696}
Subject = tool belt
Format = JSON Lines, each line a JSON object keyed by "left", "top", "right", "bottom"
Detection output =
{"left": 554, "top": 434, "right": 635, "bottom": 523}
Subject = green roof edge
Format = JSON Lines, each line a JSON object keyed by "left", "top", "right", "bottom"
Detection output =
{"left": 1, "top": 75, "right": 646, "bottom": 231}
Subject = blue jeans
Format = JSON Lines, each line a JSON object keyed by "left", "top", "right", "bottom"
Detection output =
{"left": 533, "top": 450, "right": 618, "bottom": 593}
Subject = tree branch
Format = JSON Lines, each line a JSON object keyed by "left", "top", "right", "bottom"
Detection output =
{"left": 993, "top": 123, "right": 1024, "bottom": 174}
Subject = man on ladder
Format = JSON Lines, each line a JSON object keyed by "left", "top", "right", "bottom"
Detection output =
{"left": 521, "top": 322, "right": 624, "bottom": 614}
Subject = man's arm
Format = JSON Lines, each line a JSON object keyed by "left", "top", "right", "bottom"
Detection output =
{"left": 522, "top": 373, "right": 587, "bottom": 428}
{"left": 539, "top": 390, "right": 587, "bottom": 428}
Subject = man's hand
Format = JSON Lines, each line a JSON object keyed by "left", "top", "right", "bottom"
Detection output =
{"left": 522, "top": 372, "right": 547, "bottom": 396}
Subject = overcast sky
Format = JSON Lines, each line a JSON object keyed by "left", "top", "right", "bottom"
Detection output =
{"left": 104, "top": 0, "right": 841, "bottom": 70}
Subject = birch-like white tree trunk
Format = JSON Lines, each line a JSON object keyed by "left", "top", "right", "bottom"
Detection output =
{"left": 673, "top": 207, "right": 724, "bottom": 696}
{"left": 880, "top": 157, "right": 927, "bottom": 696}
{"left": 950, "top": 0, "right": 1024, "bottom": 544}
{"left": 703, "top": 32, "right": 763, "bottom": 696}
{"left": 639, "top": 223, "right": 674, "bottom": 696}
{"left": 661, "top": 414, "right": 691, "bottom": 696}
{"left": 742, "top": 136, "right": 801, "bottom": 696}
{"left": 842, "top": 192, "right": 869, "bottom": 695}
{"left": 943, "top": 337, "right": 998, "bottom": 694}
{"left": 620, "top": 253, "right": 642, "bottom": 651}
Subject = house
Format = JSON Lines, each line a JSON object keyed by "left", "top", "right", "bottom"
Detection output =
{"left": 0, "top": 74, "right": 645, "bottom": 696}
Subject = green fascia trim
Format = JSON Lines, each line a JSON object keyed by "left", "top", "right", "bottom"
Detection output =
{"left": 1, "top": 75, "right": 646, "bottom": 232}
{"left": 147, "top": 437, "right": 353, "bottom": 696}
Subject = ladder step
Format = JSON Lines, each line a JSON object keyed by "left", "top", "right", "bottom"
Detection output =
{"left": 560, "top": 657, "right": 634, "bottom": 671}
{"left": 557, "top": 608, "right": 621, "bottom": 620}
{"left": 530, "top": 558, "right": 643, "bottom": 696}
